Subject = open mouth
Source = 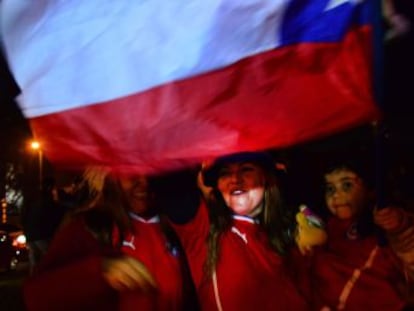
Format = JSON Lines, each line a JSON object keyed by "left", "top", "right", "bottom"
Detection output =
{"left": 230, "top": 189, "right": 245, "bottom": 196}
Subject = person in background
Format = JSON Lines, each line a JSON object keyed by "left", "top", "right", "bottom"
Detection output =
{"left": 383, "top": 0, "right": 412, "bottom": 41}
{"left": 22, "top": 177, "right": 67, "bottom": 274}
{"left": 23, "top": 167, "right": 198, "bottom": 311}
{"left": 57, "top": 175, "right": 84, "bottom": 210}
{"left": 309, "top": 156, "right": 414, "bottom": 310}
{"left": 163, "top": 151, "right": 311, "bottom": 311}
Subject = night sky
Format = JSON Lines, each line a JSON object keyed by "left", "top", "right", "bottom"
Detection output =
{"left": 1, "top": 51, "right": 32, "bottom": 165}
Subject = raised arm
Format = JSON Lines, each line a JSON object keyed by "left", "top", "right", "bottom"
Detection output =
{"left": 374, "top": 207, "right": 414, "bottom": 278}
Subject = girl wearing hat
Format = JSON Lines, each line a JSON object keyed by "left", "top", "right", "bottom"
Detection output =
{"left": 168, "top": 151, "right": 312, "bottom": 311}
{"left": 23, "top": 168, "right": 198, "bottom": 311}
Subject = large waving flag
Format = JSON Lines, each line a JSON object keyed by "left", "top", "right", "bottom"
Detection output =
{"left": 1, "top": 0, "right": 379, "bottom": 174}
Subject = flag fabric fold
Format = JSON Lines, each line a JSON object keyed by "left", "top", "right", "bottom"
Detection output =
{"left": 1, "top": 0, "right": 379, "bottom": 174}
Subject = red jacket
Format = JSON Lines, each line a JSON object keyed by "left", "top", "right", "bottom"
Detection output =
{"left": 24, "top": 216, "right": 118, "bottom": 311}
{"left": 311, "top": 218, "right": 408, "bottom": 310}
{"left": 173, "top": 203, "right": 310, "bottom": 311}
{"left": 117, "top": 214, "right": 184, "bottom": 311}
{"left": 24, "top": 214, "right": 184, "bottom": 311}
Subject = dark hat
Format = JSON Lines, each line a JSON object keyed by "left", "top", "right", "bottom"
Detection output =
{"left": 202, "top": 151, "right": 278, "bottom": 187}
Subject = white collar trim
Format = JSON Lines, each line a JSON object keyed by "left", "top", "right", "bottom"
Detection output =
{"left": 232, "top": 214, "right": 256, "bottom": 224}
{"left": 129, "top": 213, "right": 160, "bottom": 223}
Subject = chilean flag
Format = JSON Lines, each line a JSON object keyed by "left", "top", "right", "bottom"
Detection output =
{"left": 1, "top": 0, "right": 379, "bottom": 174}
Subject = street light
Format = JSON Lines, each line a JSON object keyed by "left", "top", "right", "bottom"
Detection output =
{"left": 30, "top": 140, "right": 43, "bottom": 188}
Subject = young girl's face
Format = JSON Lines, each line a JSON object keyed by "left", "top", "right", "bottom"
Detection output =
{"left": 217, "top": 162, "right": 265, "bottom": 216}
{"left": 324, "top": 168, "right": 370, "bottom": 220}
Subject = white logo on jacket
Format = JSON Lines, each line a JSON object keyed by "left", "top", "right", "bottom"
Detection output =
{"left": 122, "top": 236, "right": 136, "bottom": 250}
{"left": 231, "top": 227, "right": 248, "bottom": 244}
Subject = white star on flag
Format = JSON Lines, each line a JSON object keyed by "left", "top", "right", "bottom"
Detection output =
{"left": 325, "top": 0, "right": 364, "bottom": 11}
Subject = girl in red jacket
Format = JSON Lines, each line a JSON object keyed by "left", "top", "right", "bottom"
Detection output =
{"left": 23, "top": 168, "right": 198, "bottom": 311}
{"left": 310, "top": 157, "right": 414, "bottom": 310}
{"left": 167, "top": 151, "right": 311, "bottom": 311}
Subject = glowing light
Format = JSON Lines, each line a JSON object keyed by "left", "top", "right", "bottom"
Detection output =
{"left": 30, "top": 141, "right": 41, "bottom": 150}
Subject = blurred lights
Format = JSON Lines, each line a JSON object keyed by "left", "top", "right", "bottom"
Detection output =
{"left": 1, "top": 199, "right": 6, "bottom": 223}
{"left": 12, "top": 234, "right": 27, "bottom": 248}
{"left": 30, "top": 140, "right": 41, "bottom": 150}
{"left": 16, "top": 234, "right": 26, "bottom": 244}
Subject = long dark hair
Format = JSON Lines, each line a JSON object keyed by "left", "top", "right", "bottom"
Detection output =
{"left": 205, "top": 168, "right": 295, "bottom": 275}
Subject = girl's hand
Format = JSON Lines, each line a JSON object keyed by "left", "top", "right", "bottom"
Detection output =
{"left": 374, "top": 207, "right": 406, "bottom": 232}
{"left": 102, "top": 256, "right": 157, "bottom": 292}
{"left": 197, "top": 169, "right": 213, "bottom": 199}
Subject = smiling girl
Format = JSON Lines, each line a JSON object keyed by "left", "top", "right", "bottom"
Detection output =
{"left": 310, "top": 157, "right": 414, "bottom": 310}
{"left": 169, "top": 151, "right": 311, "bottom": 311}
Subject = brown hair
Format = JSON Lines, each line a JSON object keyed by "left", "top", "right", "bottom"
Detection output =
{"left": 80, "top": 174, "right": 134, "bottom": 247}
{"left": 204, "top": 169, "right": 295, "bottom": 275}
